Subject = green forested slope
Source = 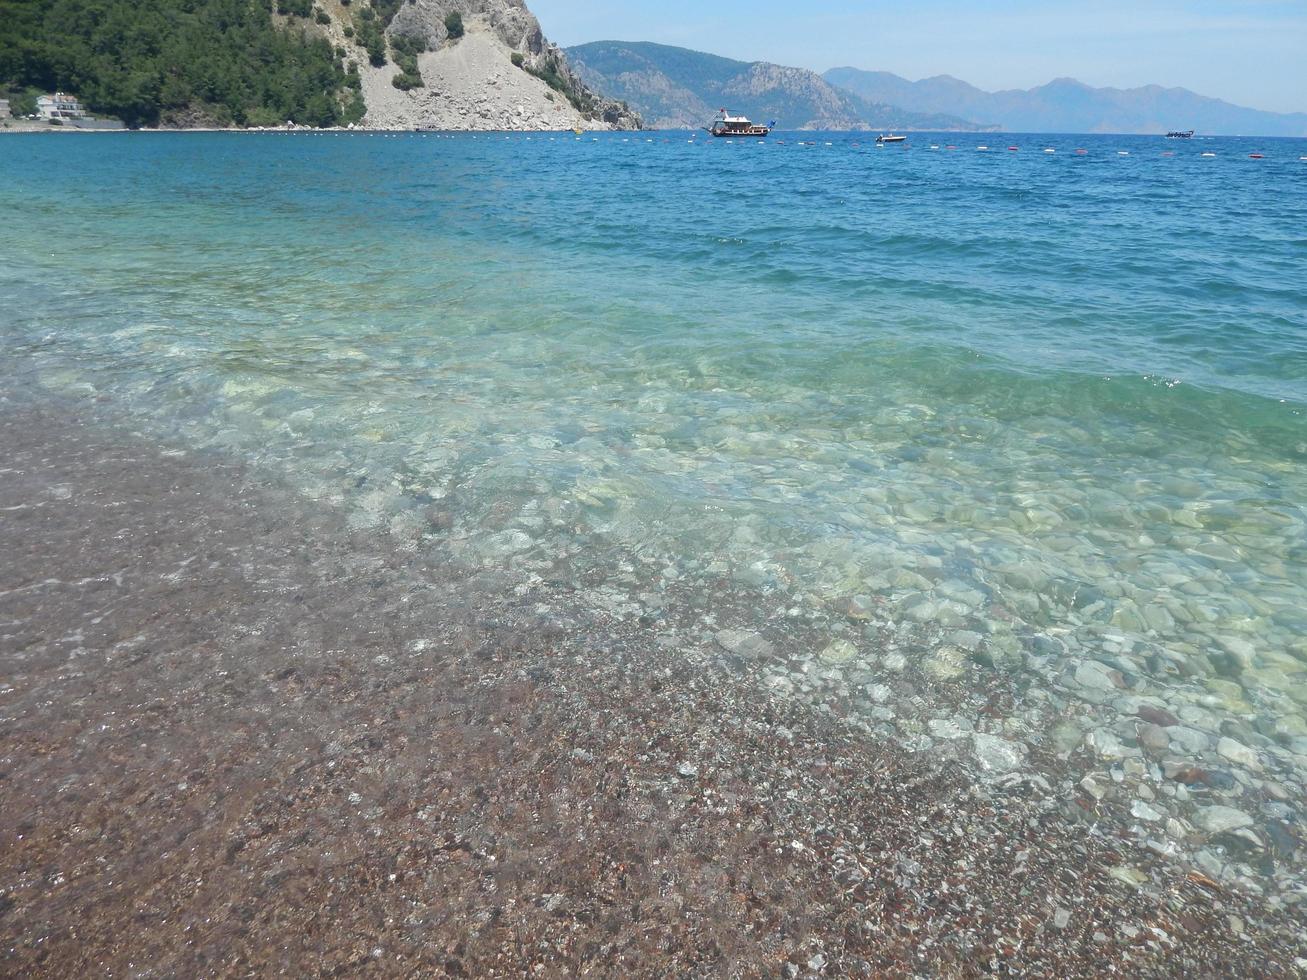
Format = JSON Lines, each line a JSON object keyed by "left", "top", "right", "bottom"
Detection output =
{"left": 0, "top": 0, "right": 363, "bottom": 127}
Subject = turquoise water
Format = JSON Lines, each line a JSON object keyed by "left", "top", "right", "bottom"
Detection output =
{"left": 3, "top": 133, "right": 1307, "bottom": 842}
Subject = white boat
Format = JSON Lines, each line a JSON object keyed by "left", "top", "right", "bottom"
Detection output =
{"left": 876, "top": 133, "right": 907, "bottom": 144}
{"left": 709, "top": 109, "right": 771, "bottom": 137}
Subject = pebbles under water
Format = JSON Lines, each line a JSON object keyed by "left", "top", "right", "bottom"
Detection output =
{"left": 2, "top": 131, "right": 1305, "bottom": 902}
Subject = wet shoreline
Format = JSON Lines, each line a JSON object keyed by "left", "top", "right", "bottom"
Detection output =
{"left": 2, "top": 392, "right": 1305, "bottom": 976}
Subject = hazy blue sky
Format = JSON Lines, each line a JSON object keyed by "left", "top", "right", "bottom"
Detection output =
{"left": 532, "top": 0, "right": 1307, "bottom": 114}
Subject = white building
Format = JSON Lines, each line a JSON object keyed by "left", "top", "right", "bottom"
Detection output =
{"left": 37, "top": 92, "right": 86, "bottom": 120}
{"left": 0, "top": 99, "right": 11, "bottom": 120}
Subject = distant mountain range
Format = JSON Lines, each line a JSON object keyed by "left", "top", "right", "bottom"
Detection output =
{"left": 565, "top": 41, "right": 992, "bottom": 131}
{"left": 824, "top": 68, "right": 1307, "bottom": 137}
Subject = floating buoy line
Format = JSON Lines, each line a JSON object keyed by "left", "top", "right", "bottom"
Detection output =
{"left": 362, "top": 131, "right": 1297, "bottom": 160}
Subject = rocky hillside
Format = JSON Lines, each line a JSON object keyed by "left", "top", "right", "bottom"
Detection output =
{"left": 825, "top": 67, "right": 1307, "bottom": 136}
{"left": 0, "top": 0, "right": 639, "bottom": 131}
{"left": 327, "top": 0, "right": 641, "bottom": 130}
{"left": 565, "top": 41, "right": 988, "bottom": 131}
{"left": 0, "top": 0, "right": 356, "bottom": 128}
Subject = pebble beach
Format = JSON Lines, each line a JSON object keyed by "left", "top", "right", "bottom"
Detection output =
{"left": 2, "top": 130, "right": 1306, "bottom": 974}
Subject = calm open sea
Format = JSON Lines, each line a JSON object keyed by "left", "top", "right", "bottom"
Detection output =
{"left": 3, "top": 131, "right": 1306, "bottom": 879}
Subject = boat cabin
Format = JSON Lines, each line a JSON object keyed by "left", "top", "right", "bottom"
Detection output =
{"left": 710, "top": 110, "right": 771, "bottom": 137}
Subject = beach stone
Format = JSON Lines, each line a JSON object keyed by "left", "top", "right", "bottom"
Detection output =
{"left": 1075, "top": 660, "right": 1125, "bottom": 691}
{"left": 1161, "top": 764, "right": 1204, "bottom": 790}
{"left": 1169, "top": 727, "right": 1211, "bottom": 754}
{"left": 925, "top": 646, "right": 967, "bottom": 681}
{"left": 1195, "top": 805, "right": 1255, "bottom": 835}
{"left": 935, "top": 606, "right": 968, "bottom": 628}
{"left": 1050, "top": 721, "right": 1085, "bottom": 755}
{"left": 1266, "top": 821, "right": 1300, "bottom": 858}
{"left": 1143, "top": 604, "right": 1176, "bottom": 632}
{"left": 714, "top": 630, "right": 775, "bottom": 659}
{"left": 1108, "top": 866, "right": 1150, "bottom": 889}
{"left": 928, "top": 718, "right": 969, "bottom": 740}
{"left": 972, "top": 733, "right": 1027, "bottom": 774}
{"left": 1275, "top": 715, "right": 1307, "bottom": 739}
{"left": 1131, "top": 800, "right": 1164, "bottom": 822}
{"left": 1137, "top": 723, "right": 1171, "bottom": 754}
{"left": 1204, "top": 769, "right": 1238, "bottom": 791}
{"left": 835, "top": 595, "right": 875, "bottom": 620}
{"left": 866, "top": 683, "right": 892, "bottom": 703}
{"left": 1203, "top": 678, "right": 1252, "bottom": 712}
{"left": 1217, "top": 737, "right": 1260, "bottom": 770}
{"left": 1080, "top": 775, "right": 1108, "bottom": 800}
{"left": 950, "top": 629, "right": 983, "bottom": 651}
{"left": 1137, "top": 705, "right": 1179, "bottom": 727}
{"left": 1216, "top": 635, "right": 1257, "bottom": 670}
{"left": 819, "top": 639, "right": 858, "bottom": 664}
{"left": 1052, "top": 908, "right": 1072, "bottom": 930}
{"left": 1085, "top": 729, "right": 1129, "bottom": 760}
{"left": 903, "top": 597, "right": 939, "bottom": 623}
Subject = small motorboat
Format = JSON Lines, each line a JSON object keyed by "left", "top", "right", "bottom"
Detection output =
{"left": 1166, "top": 130, "right": 1195, "bottom": 139}
{"left": 876, "top": 133, "right": 907, "bottom": 144}
{"left": 709, "top": 109, "right": 772, "bottom": 137}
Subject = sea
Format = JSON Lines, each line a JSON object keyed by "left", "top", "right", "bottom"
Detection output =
{"left": 3, "top": 130, "right": 1306, "bottom": 888}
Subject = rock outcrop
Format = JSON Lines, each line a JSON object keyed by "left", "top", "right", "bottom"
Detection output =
{"left": 325, "top": 0, "right": 640, "bottom": 131}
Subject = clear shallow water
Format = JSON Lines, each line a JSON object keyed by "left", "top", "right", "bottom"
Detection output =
{"left": 3, "top": 132, "right": 1307, "bottom": 866}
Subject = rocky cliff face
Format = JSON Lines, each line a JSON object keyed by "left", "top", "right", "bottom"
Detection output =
{"left": 388, "top": 0, "right": 542, "bottom": 53}
{"left": 325, "top": 0, "right": 640, "bottom": 131}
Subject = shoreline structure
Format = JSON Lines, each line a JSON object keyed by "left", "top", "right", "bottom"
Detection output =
{"left": 2, "top": 387, "right": 1305, "bottom": 975}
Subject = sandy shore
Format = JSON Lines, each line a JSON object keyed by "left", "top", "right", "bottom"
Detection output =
{"left": 2, "top": 392, "right": 1304, "bottom": 977}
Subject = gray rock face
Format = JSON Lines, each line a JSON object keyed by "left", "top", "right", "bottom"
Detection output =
{"left": 385, "top": 0, "right": 641, "bottom": 129}
{"left": 391, "top": 0, "right": 544, "bottom": 53}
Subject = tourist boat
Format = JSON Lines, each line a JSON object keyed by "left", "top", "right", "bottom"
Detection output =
{"left": 1166, "top": 130, "right": 1195, "bottom": 139}
{"left": 709, "top": 110, "right": 772, "bottom": 137}
{"left": 876, "top": 133, "right": 907, "bottom": 144}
